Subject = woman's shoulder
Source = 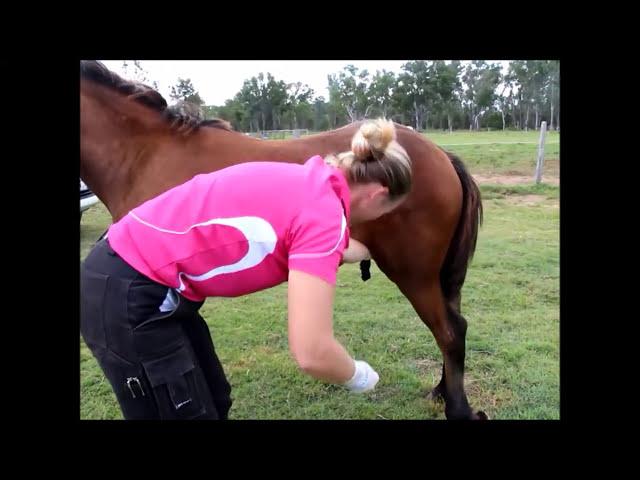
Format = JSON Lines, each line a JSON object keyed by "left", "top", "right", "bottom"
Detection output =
{"left": 300, "top": 156, "right": 341, "bottom": 193}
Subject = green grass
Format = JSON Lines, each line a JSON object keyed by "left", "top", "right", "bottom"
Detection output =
{"left": 80, "top": 182, "right": 559, "bottom": 419}
{"left": 422, "top": 130, "right": 560, "bottom": 176}
{"left": 286, "top": 129, "right": 558, "bottom": 177}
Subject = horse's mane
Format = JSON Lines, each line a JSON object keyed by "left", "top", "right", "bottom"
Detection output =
{"left": 80, "top": 60, "right": 232, "bottom": 132}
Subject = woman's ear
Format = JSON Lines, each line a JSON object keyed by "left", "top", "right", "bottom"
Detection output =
{"left": 369, "top": 185, "right": 389, "bottom": 201}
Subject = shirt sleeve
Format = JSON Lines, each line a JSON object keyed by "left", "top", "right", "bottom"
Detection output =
{"left": 287, "top": 188, "right": 348, "bottom": 286}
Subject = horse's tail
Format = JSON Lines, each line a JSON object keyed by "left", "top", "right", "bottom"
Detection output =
{"left": 439, "top": 150, "right": 483, "bottom": 306}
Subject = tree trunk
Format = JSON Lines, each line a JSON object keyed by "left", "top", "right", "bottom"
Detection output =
{"left": 414, "top": 100, "right": 420, "bottom": 130}
{"left": 346, "top": 105, "right": 356, "bottom": 123}
{"left": 535, "top": 107, "right": 539, "bottom": 130}
{"left": 525, "top": 104, "right": 530, "bottom": 131}
{"left": 518, "top": 108, "right": 521, "bottom": 130}
{"left": 519, "top": 97, "right": 523, "bottom": 130}
{"left": 551, "top": 81, "right": 556, "bottom": 130}
{"left": 448, "top": 113, "right": 453, "bottom": 133}
{"left": 501, "top": 109, "right": 506, "bottom": 131}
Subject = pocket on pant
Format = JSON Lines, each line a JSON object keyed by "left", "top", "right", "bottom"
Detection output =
{"left": 80, "top": 268, "right": 109, "bottom": 351}
{"left": 141, "top": 344, "right": 209, "bottom": 419}
{"left": 96, "top": 349, "right": 158, "bottom": 420}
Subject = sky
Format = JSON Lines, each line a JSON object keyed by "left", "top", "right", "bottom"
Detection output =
{"left": 100, "top": 60, "right": 511, "bottom": 106}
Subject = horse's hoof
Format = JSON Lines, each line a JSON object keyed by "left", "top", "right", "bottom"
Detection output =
{"left": 425, "top": 386, "right": 445, "bottom": 403}
{"left": 445, "top": 408, "right": 490, "bottom": 420}
{"left": 474, "top": 410, "right": 489, "bottom": 420}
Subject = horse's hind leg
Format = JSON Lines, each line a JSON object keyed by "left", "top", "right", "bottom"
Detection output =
{"left": 397, "top": 278, "right": 487, "bottom": 420}
{"left": 427, "top": 292, "right": 461, "bottom": 401}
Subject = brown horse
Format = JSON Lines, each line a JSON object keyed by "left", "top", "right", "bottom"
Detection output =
{"left": 80, "top": 60, "right": 486, "bottom": 420}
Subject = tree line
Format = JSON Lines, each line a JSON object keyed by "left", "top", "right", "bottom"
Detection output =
{"left": 126, "top": 60, "right": 559, "bottom": 132}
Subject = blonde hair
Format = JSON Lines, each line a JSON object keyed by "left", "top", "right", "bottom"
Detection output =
{"left": 325, "top": 119, "right": 412, "bottom": 199}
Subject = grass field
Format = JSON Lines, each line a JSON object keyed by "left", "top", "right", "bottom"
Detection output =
{"left": 287, "top": 129, "right": 558, "bottom": 177}
{"left": 423, "top": 130, "right": 560, "bottom": 177}
{"left": 80, "top": 130, "right": 560, "bottom": 420}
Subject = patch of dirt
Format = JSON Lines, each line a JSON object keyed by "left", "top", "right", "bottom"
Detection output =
{"left": 473, "top": 174, "right": 559, "bottom": 186}
{"left": 503, "top": 194, "right": 547, "bottom": 206}
{"left": 414, "top": 358, "right": 440, "bottom": 374}
{"left": 412, "top": 358, "right": 441, "bottom": 386}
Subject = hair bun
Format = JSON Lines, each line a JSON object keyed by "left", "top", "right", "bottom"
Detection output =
{"left": 351, "top": 118, "right": 397, "bottom": 162}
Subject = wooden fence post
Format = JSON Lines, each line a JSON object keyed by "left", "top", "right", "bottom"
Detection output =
{"left": 535, "top": 121, "right": 548, "bottom": 184}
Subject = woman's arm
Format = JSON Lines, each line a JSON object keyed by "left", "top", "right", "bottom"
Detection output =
{"left": 287, "top": 269, "right": 380, "bottom": 392}
{"left": 287, "top": 269, "right": 355, "bottom": 383}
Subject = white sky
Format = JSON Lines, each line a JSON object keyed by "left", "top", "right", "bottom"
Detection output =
{"left": 99, "top": 60, "right": 511, "bottom": 106}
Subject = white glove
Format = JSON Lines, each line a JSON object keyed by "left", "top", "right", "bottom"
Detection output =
{"left": 344, "top": 360, "right": 379, "bottom": 393}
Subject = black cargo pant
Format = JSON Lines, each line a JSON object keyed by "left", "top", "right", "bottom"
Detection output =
{"left": 80, "top": 238, "right": 232, "bottom": 420}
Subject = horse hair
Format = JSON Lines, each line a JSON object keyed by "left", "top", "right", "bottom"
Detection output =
{"left": 80, "top": 60, "right": 232, "bottom": 132}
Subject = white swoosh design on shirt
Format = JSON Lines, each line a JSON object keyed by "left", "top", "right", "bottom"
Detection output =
{"left": 288, "top": 214, "right": 346, "bottom": 259}
{"left": 128, "top": 212, "right": 277, "bottom": 291}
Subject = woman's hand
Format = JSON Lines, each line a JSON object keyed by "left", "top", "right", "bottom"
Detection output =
{"left": 341, "top": 238, "right": 371, "bottom": 264}
{"left": 344, "top": 360, "right": 380, "bottom": 393}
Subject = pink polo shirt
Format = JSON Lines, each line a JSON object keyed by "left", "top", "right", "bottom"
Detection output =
{"left": 107, "top": 156, "right": 351, "bottom": 301}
